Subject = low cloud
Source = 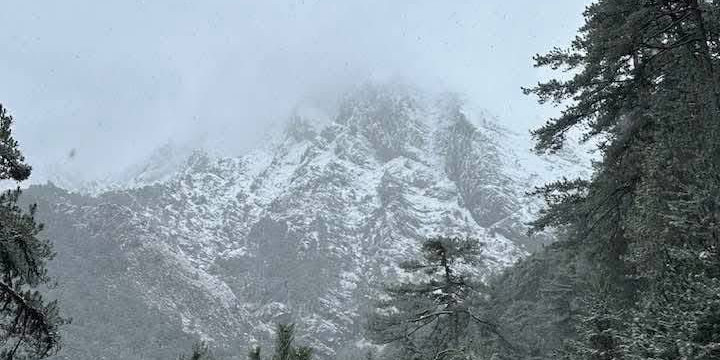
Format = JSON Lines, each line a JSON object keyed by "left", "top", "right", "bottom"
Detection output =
{"left": 0, "top": 0, "right": 588, "bottom": 183}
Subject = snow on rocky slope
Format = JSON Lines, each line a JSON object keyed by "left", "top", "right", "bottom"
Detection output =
{"left": 27, "top": 83, "right": 589, "bottom": 360}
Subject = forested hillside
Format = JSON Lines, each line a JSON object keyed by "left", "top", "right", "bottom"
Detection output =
{"left": 365, "top": 0, "right": 720, "bottom": 358}
{"left": 481, "top": 0, "right": 720, "bottom": 358}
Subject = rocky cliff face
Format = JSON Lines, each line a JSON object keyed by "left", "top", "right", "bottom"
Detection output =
{"left": 28, "top": 84, "right": 587, "bottom": 360}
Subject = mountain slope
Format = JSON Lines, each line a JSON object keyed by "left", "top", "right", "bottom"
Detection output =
{"left": 27, "top": 84, "right": 588, "bottom": 360}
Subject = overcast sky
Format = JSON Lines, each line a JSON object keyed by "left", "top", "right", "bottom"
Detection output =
{"left": 0, "top": 1, "right": 589, "bottom": 184}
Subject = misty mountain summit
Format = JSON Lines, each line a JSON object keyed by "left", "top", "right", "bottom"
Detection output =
{"left": 22, "top": 84, "right": 586, "bottom": 359}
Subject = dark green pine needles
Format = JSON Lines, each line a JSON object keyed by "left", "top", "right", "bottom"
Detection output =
{"left": 0, "top": 104, "right": 65, "bottom": 359}
{"left": 517, "top": 0, "right": 720, "bottom": 358}
{"left": 367, "top": 237, "right": 516, "bottom": 359}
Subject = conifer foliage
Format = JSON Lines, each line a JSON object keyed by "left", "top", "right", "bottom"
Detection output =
{"left": 0, "top": 104, "right": 63, "bottom": 359}
{"left": 248, "top": 346, "right": 261, "bottom": 360}
{"left": 519, "top": 0, "right": 720, "bottom": 358}
{"left": 270, "top": 323, "right": 313, "bottom": 360}
{"left": 177, "top": 323, "right": 313, "bottom": 360}
{"left": 241, "top": 323, "right": 313, "bottom": 360}
{"left": 367, "top": 237, "right": 513, "bottom": 359}
{"left": 178, "top": 342, "right": 214, "bottom": 360}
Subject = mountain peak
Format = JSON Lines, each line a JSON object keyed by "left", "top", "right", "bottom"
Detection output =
{"left": 30, "top": 85, "right": 591, "bottom": 359}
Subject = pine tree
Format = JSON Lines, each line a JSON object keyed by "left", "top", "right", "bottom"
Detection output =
{"left": 524, "top": 0, "right": 720, "bottom": 358}
{"left": 248, "top": 346, "right": 261, "bottom": 360}
{"left": 483, "top": 240, "right": 583, "bottom": 359}
{"left": 265, "top": 323, "right": 314, "bottom": 360}
{"left": 292, "top": 346, "right": 312, "bottom": 360}
{"left": 367, "top": 237, "right": 513, "bottom": 359}
{"left": 178, "top": 341, "right": 214, "bottom": 360}
{"left": 0, "top": 104, "right": 64, "bottom": 359}
{"left": 272, "top": 323, "right": 295, "bottom": 360}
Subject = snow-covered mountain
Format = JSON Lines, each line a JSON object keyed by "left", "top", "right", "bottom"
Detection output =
{"left": 26, "top": 83, "right": 589, "bottom": 360}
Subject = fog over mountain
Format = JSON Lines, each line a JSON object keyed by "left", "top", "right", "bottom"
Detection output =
{"left": 0, "top": 1, "right": 588, "bottom": 185}
{"left": 24, "top": 83, "right": 589, "bottom": 359}
{"left": 1, "top": 1, "right": 598, "bottom": 359}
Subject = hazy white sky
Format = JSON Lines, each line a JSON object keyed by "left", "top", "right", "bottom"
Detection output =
{"left": 0, "top": 1, "right": 590, "bottom": 183}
